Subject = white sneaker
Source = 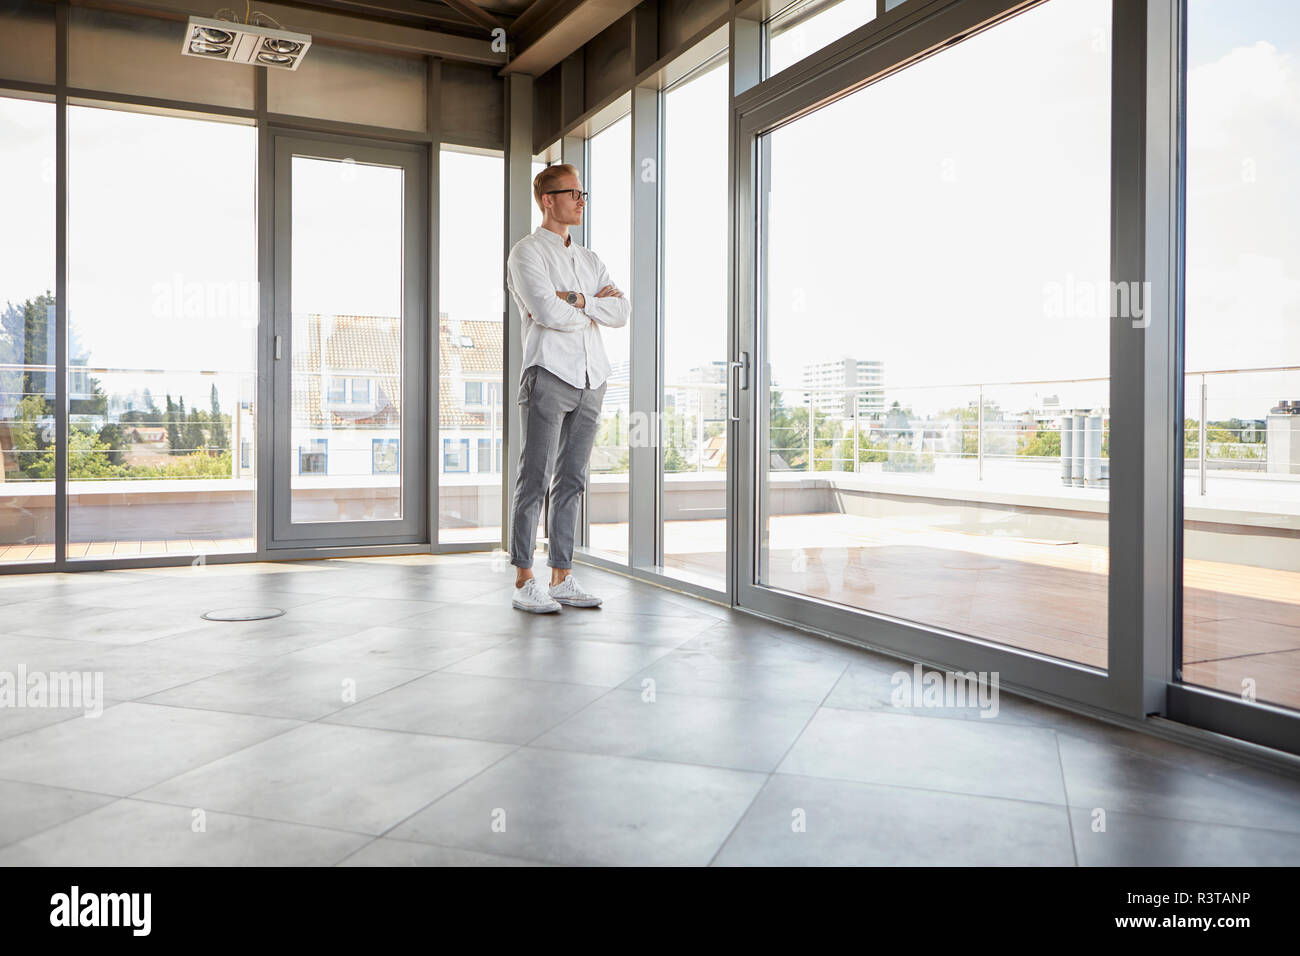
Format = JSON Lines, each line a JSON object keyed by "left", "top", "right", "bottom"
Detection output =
{"left": 548, "top": 574, "right": 602, "bottom": 608}
{"left": 512, "top": 577, "right": 561, "bottom": 613}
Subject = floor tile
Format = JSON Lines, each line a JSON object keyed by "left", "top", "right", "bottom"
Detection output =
{"left": 777, "top": 707, "right": 1068, "bottom": 804}
{"left": 1069, "top": 806, "right": 1300, "bottom": 866}
{"left": 0, "top": 798, "right": 369, "bottom": 866}
{"left": 533, "top": 687, "right": 817, "bottom": 771}
{"left": 136, "top": 722, "right": 516, "bottom": 834}
{"left": 619, "top": 642, "right": 848, "bottom": 704}
{"left": 390, "top": 747, "right": 766, "bottom": 866}
{"left": 0, "top": 779, "right": 116, "bottom": 848}
{"left": 289, "top": 625, "right": 511, "bottom": 670}
{"left": 824, "top": 659, "right": 1046, "bottom": 725}
{"left": 337, "top": 837, "right": 552, "bottom": 867}
{"left": 0, "top": 701, "right": 299, "bottom": 795}
{"left": 142, "top": 655, "right": 430, "bottom": 720}
{"left": 324, "top": 671, "right": 608, "bottom": 744}
{"left": 443, "top": 636, "right": 675, "bottom": 688}
{"left": 714, "top": 774, "right": 1075, "bottom": 866}
{"left": 1056, "top": 732, "right": 1300, "bottom": 833}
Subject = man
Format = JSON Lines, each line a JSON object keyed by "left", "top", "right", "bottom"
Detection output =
{"left": 504, "top": 163, "right": 630, "bottom": 613}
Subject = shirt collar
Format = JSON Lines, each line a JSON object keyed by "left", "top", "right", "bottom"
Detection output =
{"left": 534, "top": 225, "right": 573, "bottom": 248}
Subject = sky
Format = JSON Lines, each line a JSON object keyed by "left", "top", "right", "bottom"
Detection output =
{"left": 586, "top": 113, "right": 633, "bottom": 379}
{"left": 1, "top": 0, "right": 1297, "bottom": 423}
{"left": 765, "top": 0, "right": 1113, "bottom": 408}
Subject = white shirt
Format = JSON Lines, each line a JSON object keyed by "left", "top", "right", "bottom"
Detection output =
{"left": 505, "top": 224, "right": 630, "bottom": 390}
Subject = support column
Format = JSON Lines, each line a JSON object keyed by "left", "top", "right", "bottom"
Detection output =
{"left": 502, "top": 72, "right": 534, "bottom": 553}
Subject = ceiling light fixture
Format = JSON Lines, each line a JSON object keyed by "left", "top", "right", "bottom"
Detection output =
{"left": 181, "top": 12, "right": 312, "bottom": 70}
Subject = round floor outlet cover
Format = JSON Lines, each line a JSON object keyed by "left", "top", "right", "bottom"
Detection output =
{"left": 201, "top": 607, "right": 286, "bottom": 622}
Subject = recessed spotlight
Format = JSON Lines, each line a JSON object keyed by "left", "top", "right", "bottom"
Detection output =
{"left": 262, "top": 37, "right": 302, "bottom": 55}
{"left": 196, "top": 26, "right": 235, "bottom": 44}
{"left": 180, "top": 16, "right": 312, "bottom": 70}
{"left": 190, "top": 40, "right": 230, "bottom": 56}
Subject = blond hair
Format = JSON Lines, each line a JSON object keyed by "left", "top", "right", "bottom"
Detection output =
{"left": 533, "top": 163, "right": 579, "bottom": 213}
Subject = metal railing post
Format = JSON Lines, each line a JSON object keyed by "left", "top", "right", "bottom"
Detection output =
{"left": 807, "top": 390, "right": 814, "bottom": 473}
{"left": 696, "top": 390, "right": 704, "bottom": 473}
{"left": 1199, "top": 373, "right": 1208, "bottom": 496}
{"left": 853, "top": 390, "right": 860, "bottom": 474}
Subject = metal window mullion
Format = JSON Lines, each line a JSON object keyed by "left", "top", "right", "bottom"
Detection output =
{"left": 566, "top": 134, "right": 589, "bottom": 550}
{"left": 729, "top": 14, "right": 761, "bottom": 603}
{"left": 1138, "top": 0, "right": 1183, "bottom": 715}
{"left": 629, "top": 84, "right": 659, "bottom": 571}
{"left": 428, "top": 56, "right": 442, "bottom": 550}
{"left": 501, "top": 73, "right": 534, "bottom": 555}
{"left": 1107, "top": 0, "right": 1152, "bottom": 717}
{"left": 54, "top": 0, "right": 68, "bottom": 568}
{"left": 254, "top": 66, "right": 273, "bottom": 560}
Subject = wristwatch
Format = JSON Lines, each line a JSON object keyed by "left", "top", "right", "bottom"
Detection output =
{"left": 565, "top": 291, "right": 578, "bottom": 305}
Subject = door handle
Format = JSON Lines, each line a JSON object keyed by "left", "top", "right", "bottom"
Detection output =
{"left": 274, "top": 335, "right": 282, "bottom": 361}
{"left": 728, "top": 351, "right": 750, "bottom": 422}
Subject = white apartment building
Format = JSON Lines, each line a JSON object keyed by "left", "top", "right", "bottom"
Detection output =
{"left": 801, "top": 356, "right": 885, "bottom": 417}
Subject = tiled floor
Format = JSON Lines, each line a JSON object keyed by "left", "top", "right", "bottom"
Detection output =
{"left": 1, "top": 553, "right": 1298, "bottom": 866}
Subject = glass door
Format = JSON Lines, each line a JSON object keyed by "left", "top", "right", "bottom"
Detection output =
{"left": 734, "top": 0, "right": 1125, "bottom": 712}
{"left": 270, "top": 133, "right": 427, "bottom": 547}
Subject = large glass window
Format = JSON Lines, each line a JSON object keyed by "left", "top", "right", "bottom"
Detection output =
{"left": 585, "top": 115, "right": 633, "bottom": 562}
{"left": 661, "top": 57, "right": 729, "bottom": 588}
{"left": 758, "top": 0, "right": 1111, "bottom": 666}
{"left": 0, "top": 94, "right": 56, "bottom": 564}
{"left": 1182, "top": 0, "right": 1300, "bottom": 711}
{"left": 438, "top": 148, "right": 504, "bottom": 542}
{"left": 766, "top": 0, "right": 878, "bottom": 77}
{"left": 68, "top": 105, "right": 257, "bottom": 559}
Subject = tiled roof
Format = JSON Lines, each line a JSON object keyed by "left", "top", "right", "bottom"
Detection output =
{"left": 291, "top": 314, "right": 504, "bottom": 430}
{"left": 440, "top": 317, "right": 503, "bottom": 376}
{"left": 292, "top": 314, "right": 400, "bottom": 430}
{"left": 439, "top": 315, "right": 503, "bottom": 430}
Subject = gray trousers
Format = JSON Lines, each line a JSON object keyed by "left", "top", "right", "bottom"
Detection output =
{"left": 509, "top": 364, "right": 606, "bottom": 569}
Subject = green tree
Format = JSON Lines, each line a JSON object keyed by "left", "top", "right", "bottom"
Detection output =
{"left": 175, "top": 397, "right": 188, "bottom": 454}
{"left": 8, "top": 394, "right": 51, "bottom": 478}
{"left": 1020, "top": 428, "right": 1062, "bottom": 457}
{"left": 768, "top": 389, "right": 836, "bottom": 470}
{"left": 1, "top": 293, "right": 55, "bottom": 479}
{"left": 184, "top": 405, "right": 206, "bottom": 455}
{"left": 165, "top": 394, "right": 181, "bottom": 455}
{"left": 208, "top": 384, "right": 228, "bottom": 451}
{"left": 97, "top": 422, "right": 127, "bottom": 467}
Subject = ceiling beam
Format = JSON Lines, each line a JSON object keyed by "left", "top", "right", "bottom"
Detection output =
{"left": 503, "top": 0, "right": 641, "bottom": 76}
{"left": 284, "top": 0, "right": 506, "bottom": 33}
{"left": 438, "top": 0, "right": 509, "bottom": 32}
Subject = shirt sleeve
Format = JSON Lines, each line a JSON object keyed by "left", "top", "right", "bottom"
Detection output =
{"left": 582, "top": 256, "right": 631, "bottom": 329}
{"left": 507, "top": 241, "right": 591, "bottom": 333}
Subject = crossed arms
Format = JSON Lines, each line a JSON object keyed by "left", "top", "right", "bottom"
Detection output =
{"left": 507, "top": 242, "right": 630, "bottom": 332}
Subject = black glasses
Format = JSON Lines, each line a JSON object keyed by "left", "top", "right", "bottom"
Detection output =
{"left": 544, "top": 189, "right": 588, "bottom": 202}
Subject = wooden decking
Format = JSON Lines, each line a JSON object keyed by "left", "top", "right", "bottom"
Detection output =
{"left": 652, "top": 514, "right": 1300, "bottom": 710}
{"left": 0, "top": 539, "right": 255, "bottom": 562}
